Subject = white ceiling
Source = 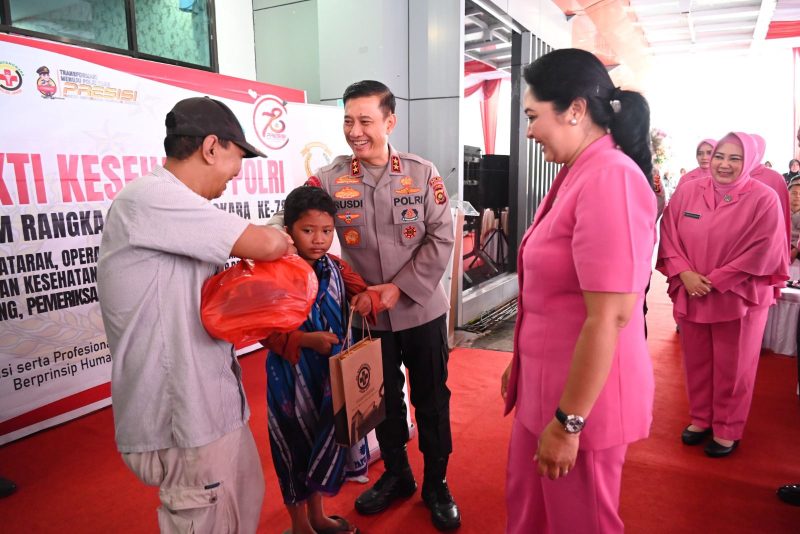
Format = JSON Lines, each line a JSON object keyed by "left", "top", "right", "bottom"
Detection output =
{"left": 629, "top": 0, "right": 800, "bottom": 56}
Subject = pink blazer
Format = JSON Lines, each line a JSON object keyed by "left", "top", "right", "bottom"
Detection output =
{"left": 751, "top": 164, "right": 792, "bottom": 251}
{"left": 504, "top": 135, "right": 657, "bottom": 450}
{"left": 657, "top": 176, "right": 788, "bottom": 323}
{"left": 677, "top": 166, "right": 711, "bottom": 189}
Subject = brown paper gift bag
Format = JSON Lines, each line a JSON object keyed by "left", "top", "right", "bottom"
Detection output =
{"left": 330, "top": 310, "right": 386, "bottom": 446}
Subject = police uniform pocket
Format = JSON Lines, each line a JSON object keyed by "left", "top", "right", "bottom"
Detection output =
{"left": 158, "top": 482, "right": 232, "bottom": 534}
{"left": 393, "top": 207, "right": 426, "bottom": 246}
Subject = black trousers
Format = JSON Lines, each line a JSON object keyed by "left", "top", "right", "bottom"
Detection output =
{"left": 359, "top": 314, "right": 453, "bottom": 459}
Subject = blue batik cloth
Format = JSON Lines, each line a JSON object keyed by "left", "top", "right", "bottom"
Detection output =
{"left": 266, "top": 254, "right": 369, "bottom": 504}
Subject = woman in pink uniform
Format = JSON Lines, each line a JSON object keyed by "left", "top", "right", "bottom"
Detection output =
{"left": 677, "top": 138, "right": 717, "bottom": 188}
{"left": 657, "top": 132, "right": 787, "bottom": 457}
{"left": 500, "top": 48, "right": 657, "bottom": 534}
{"left": 750, "top": 134, "right": 792, "bottom": 252}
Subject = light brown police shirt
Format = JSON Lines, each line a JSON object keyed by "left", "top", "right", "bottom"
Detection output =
{"left": 309, "top": 146, "right": 454, "bottom": 332}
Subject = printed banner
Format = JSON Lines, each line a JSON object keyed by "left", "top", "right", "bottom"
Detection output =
{"left": 0, "top": 34, "right": 349, "bottom": 445}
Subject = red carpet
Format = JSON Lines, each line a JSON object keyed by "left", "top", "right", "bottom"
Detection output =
{"left": 1, "top": 272, "right": 799, "bottom": 532}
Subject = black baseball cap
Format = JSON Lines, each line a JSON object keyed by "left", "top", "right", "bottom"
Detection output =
{"left": 165, "top": 96, "right": 266, "bottom": 158}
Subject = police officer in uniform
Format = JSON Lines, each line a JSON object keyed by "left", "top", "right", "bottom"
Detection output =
{"left": 303, "top": 80, "right": 458, "bottom": 530}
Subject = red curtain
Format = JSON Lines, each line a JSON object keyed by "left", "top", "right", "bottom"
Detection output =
{"left": 464, "top": 77, "right": 502, "bottom": 155}
{"left": 480, "top": 79, "right": 501, "bottom": 155}
{"left": 464, "top": 61, "right": 503, "bottom": 154}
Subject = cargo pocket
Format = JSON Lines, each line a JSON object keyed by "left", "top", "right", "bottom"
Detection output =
{"left": 157, "top": 482, "right": 232, "bottom": 534}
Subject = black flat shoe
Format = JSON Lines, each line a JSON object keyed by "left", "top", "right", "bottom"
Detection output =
{"left": 681, "top": 426, "right": 711, "bottom": 446}
{"left": 704, "top": 439, "right": 739, "bottom": 458}
{"left": 777, "top": 484, "right": 800, "bottom": 506}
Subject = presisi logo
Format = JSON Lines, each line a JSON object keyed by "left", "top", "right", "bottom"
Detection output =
{"left": 59, "top": 70, "right": 137, "bottom": 102}
{"left": 0, "top": 61, "right": 23, "bottom": 94}
{"left": 357, "top": 363, "right": 371, "bottom": 392}
{"left": 254, "top": 94, "right": 288, "bottom": 150}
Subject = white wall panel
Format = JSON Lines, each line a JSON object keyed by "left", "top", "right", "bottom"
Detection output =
{"left": 410, "top": 97, "right": 461, "bottom": 192}
{"left": 392, "top": 98, "right": 411, "bottom": 154}
{"left": 317, "top": 0, "right": 409, "bottom": 101}
{"left": 254, "top": 1, "right": 319, "bottom": 102}
{"left": 409, "top": 0, "right": 463, "bottom": 99}
{"left": 217, "top": 0, "right": 257, "bottom": 79}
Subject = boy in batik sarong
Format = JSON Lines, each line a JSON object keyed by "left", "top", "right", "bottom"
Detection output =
{"left": 262, "top": 186, "right": 381, "bottom": 534}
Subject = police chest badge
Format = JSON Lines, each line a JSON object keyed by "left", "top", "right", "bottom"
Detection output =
{"left": 335, "top": 186, "right": 361, "bottom": 199}
{"left": 337, "top": 211, "right": 361, "bottom": 224}
{"left": 343, "top": 228, "right": 361, "bottom": 246}
{"left": 403, "top": 225, "right": 418, "bottom": 239}
{"left": 401, "top": 208, "right": 418, "bottom": 222}
{"left": 395, "top": 177, "right": 420, "bottom": 195}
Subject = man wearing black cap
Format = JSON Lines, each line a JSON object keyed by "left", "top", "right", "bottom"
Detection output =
{"left": 97, "top": 96, "right": 292, "bottom": 533}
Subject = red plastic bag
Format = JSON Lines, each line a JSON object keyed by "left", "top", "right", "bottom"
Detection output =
{"left": 201, "top": 256, "right": 318, "bottom": 345}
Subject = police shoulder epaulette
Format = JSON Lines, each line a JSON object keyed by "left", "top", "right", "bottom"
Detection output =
{"left": 397, "top": 151, "right": 433, "bottom": 167}
{"left": 316, "top": 155, "right": 352, "bottom": 175}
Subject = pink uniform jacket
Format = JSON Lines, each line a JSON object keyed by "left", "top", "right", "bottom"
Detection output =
{"left": 751, "top": 164, "right": 791, "bottom": 251}
{"left": 657, "top": 132, "right": 789, "bottom": 323}
{"left": 504, "top": 135, "right": 657, "bottom": 451}
{"left": 677, "top": 166, "right": 711, "bottom": 189}
{"left": 677, "top": 138, "right": 717, "bottom": 190}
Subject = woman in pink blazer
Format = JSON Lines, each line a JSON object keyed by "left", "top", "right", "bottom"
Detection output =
{"left": 677, "top": 138, "right": 717, "bottom": 189}
{"left": 500, "top": 48, "right": 657, "bottom": 534}
{"left": 657, "top": 132, "right": 788, "bottom": 457}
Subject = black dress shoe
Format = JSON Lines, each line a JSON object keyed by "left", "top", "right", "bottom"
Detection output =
{"left": 704, "top": 439, "right": 739, "bottom": 458}
{"left": 777, "top": 484, "right": 800, "bottom": 506}
{"left": 422, "top": 479, "right": 461, "bottom": 531}
{"left": 0, "top": 478, "right": 17, "bottom": 498}
{"left": 354, "top": 471, "right": 416, "bottom": 515}
{"left": 355, "top": 446, "right": 417, "bottom": 515}
{"left": 681, "top": 426, "right": 711, "bottom": 445}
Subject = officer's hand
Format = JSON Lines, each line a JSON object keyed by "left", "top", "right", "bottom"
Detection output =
{"left": 367, "top": 283, "right": 401, "bottom": 310}
{"left": 350, "top": 292, "right": 372, "bottom": 316}
{"left": 300, "top": 331, "right": 339, "bottom": 356}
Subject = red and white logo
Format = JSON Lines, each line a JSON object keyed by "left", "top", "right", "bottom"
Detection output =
{"left": 253, "top": 94, "right": 289, "bottom": 150}
{"left": 0, "top": 61, "right": 23, "bottom": 94}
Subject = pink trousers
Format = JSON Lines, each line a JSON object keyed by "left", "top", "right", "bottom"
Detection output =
{"left": 677, "top": 307, "right": 769, "bottom": 441}
{"left": 506, "top": 417, "right": 628, "bottom": 534}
